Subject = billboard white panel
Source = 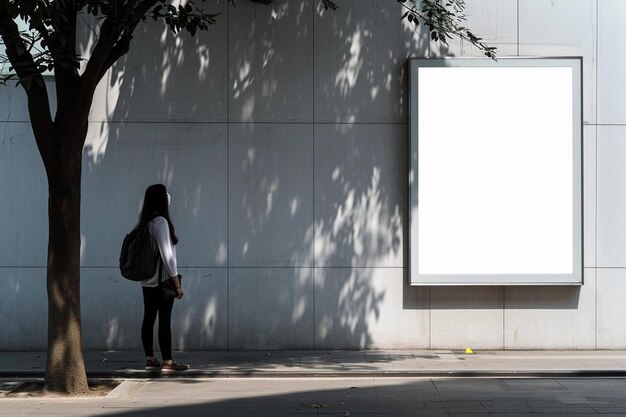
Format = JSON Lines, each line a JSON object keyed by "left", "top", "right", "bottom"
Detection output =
{"left": 409, "top": 58, "right": 582, "bottom": 285}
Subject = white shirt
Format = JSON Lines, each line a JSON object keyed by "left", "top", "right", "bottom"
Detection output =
{"left": 141, "top": 216, "right": 178, "bottom": 288}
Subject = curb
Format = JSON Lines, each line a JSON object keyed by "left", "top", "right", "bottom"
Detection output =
{"left": 3, "top": 369, "right": 626, "bottom": 379}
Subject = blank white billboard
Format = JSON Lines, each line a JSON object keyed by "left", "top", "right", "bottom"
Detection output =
{"left": 409, "top": 58, "right": 582, "bottom": 285}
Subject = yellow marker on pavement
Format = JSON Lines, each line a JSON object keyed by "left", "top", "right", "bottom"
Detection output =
{"left": 465, "top": 347, "right": 474, "bottom": 354}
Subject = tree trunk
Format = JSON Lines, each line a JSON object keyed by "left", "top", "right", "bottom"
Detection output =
{"left": 43, "top": 136, "right": 88, "bottom": 394}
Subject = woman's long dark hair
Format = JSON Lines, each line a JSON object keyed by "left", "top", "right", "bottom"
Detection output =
{"left": 139, "top": 184, "right": 179, "bottom": 245}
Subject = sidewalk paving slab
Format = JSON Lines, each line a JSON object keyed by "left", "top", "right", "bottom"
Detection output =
{"left": 2, "top": 350, "right": 626, "bottom": 378}
{"left": 4, "top": 376, "right": 626, "bottom": 416}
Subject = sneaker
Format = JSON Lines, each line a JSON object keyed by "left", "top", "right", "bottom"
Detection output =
{"left": 162, "top": 359, "right": 190, "bottom": 371}
{"left": 145, "top": 358, "right": 162, "bottom": 370}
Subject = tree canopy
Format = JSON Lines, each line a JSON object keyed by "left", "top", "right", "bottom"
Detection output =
{"left": 0, "top": 0, "right": 495, "bottom": 89}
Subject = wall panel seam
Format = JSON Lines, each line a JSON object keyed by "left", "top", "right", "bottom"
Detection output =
{"left": 312, "top": 0, "right": 316, "bottom": 349}
{"left": 428, "top": 287, "right": 432, "bottom": 349}
{"left": 503, "top": 286, "right": 506, "bottom": 349}
{"left": 595, "top": 0, "right": 598, "bottom": 350}
{"left": 0, "top": 266, "right": 410, "bottom": 269}
{"left": 226, "top": 0, "right": 231, "bottom": 351}
{"left": 0, "top": 120, "right": 413, "bottom": 125}
{"left": 516, "top": 0, "right": 520, "bottom": 56}
{"left": 20, "top": 121, "right": 626, "bottom": 126}
{"left": 6, "top": 266, "right": 624, "bottom": 273}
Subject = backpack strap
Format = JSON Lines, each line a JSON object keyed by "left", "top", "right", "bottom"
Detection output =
{"left": 158, "top": 256, "right": 164, "bottom": 284}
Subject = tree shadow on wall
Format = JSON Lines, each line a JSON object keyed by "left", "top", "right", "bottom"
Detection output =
{"left": 75, "top": 0, "right": 432, "bottom": 352}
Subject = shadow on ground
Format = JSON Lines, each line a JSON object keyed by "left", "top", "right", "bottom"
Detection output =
{"left": 100, "top": 377, "right": 626, "bottom": 416}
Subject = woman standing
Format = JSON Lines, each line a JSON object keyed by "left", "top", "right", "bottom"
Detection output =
{"left": 139, "top": 184, "right": 189, "bottom": 371}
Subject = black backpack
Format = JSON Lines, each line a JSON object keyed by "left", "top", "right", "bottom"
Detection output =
{"left": 119, "top": 222, "right": 160, "bottom": 281}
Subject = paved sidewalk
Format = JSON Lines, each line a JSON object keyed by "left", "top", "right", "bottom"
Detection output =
{"left": 4, "top": 376, "right": 626, "bottom": 416}
{"left": 2, "top": 350, "right": 626, "bottom": 378}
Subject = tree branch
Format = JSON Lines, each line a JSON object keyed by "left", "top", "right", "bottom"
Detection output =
{"left": 97, "top": 32, "right": 131, "bottom": 81}
{"left": 51, "top": 0, "right": 81, "bottom": 109}
{"left": 0, "top": 4, "right": 53, "bottom": 163}
{"left": 80, "top": 1, "right": 159, "bottom": 102}
{"left": 120, "top": 0, "right": 141, "bottom": 21}
{"left": 92, "top": 0, "right": 160, "bottom": 83}
{"left": 78, "top": 17, "right": 121, "bottom": 106}
{"left": 16, "top": 0, "right": 81, "bottom": 110}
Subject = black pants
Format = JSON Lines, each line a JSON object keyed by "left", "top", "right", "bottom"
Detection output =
{"left": 141, "top": 286, "right": 175, "bottom": 361}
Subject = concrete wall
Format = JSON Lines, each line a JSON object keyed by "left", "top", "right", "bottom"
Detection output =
{"left": 0, "top": 0, "right": 623, "bottom": 350}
